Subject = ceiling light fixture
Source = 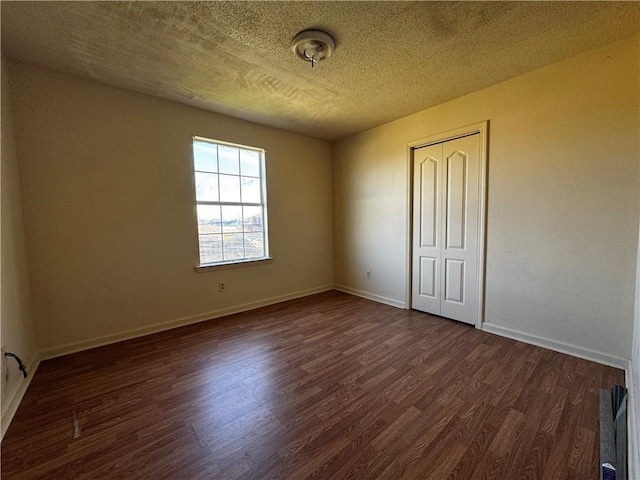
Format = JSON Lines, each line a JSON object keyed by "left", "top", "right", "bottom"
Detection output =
{"left": 291, "top": 29, "right": 335, "bottom": 68}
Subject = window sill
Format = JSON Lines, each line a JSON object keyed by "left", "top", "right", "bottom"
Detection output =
{"left": 194, "top": 257, "right": 273, "bottom": 273}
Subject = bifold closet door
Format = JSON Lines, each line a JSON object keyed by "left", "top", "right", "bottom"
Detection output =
{"left": 411, "top": 134, "right": 480, "bottom": 325}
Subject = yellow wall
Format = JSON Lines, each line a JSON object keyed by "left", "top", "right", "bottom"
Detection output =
{"left": 333, "top": 35, "right": 640, "bottom": 365}
{"left": 1, "top": 56, "right": 37, "bottom": 435}
{"left": 632, "top": 188, "right": 640, "bottom": 477}
{"left": 630, "top": 34, "right": 640, "bottom": 480}
{"left": 7, "top": 63, "right": 334, "bottom": 355}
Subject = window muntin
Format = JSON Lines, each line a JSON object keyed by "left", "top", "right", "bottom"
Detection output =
{"left": 193, "top": 137, "right": 268, "bottom": 265}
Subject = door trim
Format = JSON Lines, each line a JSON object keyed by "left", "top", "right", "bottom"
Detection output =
{"left": 405, "top": 121, "right": 489, "bottom": 329}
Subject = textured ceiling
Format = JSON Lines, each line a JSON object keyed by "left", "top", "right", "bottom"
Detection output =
{"left": 2, "top": 1, "right": 640, "bottom": 141}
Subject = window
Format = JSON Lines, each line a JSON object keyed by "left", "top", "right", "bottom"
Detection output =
{"left": 192, "top": 136, "right": 269, "bottom": 267}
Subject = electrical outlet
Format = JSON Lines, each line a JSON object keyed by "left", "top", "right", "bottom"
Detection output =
{"left": 366, "top": 270, "right": 372, "bottom": 279}
{"left": 219, "top": 282, "right": 226, "bottom": 292}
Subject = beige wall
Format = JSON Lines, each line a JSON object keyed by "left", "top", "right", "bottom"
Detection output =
{"left": 631, "top": 203, "right": 640, "bottom": 478}
{"left": 334, "top": 35, "right": 640, "bottom": 364}
{"left": 1, "top": 56, "right": 37, "bottom": 434}
{"left": 631, "top": 34, "right": 640, "bottom": 479}
{"left": 8, "top": 63, "right": 333, "bottom": 354}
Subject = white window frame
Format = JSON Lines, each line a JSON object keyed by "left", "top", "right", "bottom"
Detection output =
{"left": 192, "top": 136, "right": 272, "bottom": 272}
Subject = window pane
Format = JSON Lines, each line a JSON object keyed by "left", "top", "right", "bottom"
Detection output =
{"left": 240, "top": 150, "right": 260, "bottom": 177}
{"left": 196, "top": 205, "right": 221, "bottom": 234}
{"left": 195, "top": 172, "right": 219, "bottom": 202}
{"left": 193, "top": 141, "right": 218, "bottom": 173}
{"left": 218, "top": 145, "right": 239, "bottom": 175}
{"left": 241, "top": 177, "right": 261, "bottom": 204}
{"left": 223, "top": 233, "right": 244, "bottom": 261}
{"left": 221, "top": 205, "right": 243, "bottom": 233}
{"left": 244, "top": 232, "right": 264, "bottom": 258}
{"left": 219, "top": 174, "right": 240, "bottom": 202}
{"left": 192, "top": 137, "right": 268, "bottom": 266}
{"left": 243, "top": 206, "right": 263, "bottom": 232}
{"left": 199, "top": 234, "right": 222, "bottom": 264}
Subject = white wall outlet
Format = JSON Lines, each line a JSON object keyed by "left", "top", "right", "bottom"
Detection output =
{"left": 219, "top": 282, "right": 226, "bottom": 292}
{"left": 366, "top": 270, "right": 372, "bottom": 279}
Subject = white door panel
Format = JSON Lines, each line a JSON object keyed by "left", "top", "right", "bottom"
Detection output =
{"left": 412, "top": 144, "right": 441, "bottom": 314}
{"left": 419, "top": 256, "right": 437, "bottom": 298}
{"left": 444, "top": 259, "right": 465, "bottom": 303}
{"left": 445, "top": 151, "right": 466, "bottom": 250}
{"left": 420, "top": 158, "right": 438, "bottom": 248}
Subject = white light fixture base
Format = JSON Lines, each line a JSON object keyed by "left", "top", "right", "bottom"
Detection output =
{"left": 291, "top": 29, "right": 335, "bottom": 67}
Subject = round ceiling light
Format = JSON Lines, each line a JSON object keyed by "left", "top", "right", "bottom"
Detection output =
{"left": 291, "top": 29, "right": 336, "bottom": 67}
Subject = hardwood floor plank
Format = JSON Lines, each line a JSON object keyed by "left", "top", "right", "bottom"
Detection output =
{"left": 1, "top": 291, "right": 623, "bottom": 479}
{"left": 446, "top": 423, "right": 500, "bottom": 480}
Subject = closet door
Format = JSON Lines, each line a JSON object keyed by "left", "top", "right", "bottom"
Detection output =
{"left": 411, "top": 134, "right": 480, "bottom": 325}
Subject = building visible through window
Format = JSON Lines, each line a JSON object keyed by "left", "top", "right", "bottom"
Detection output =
{"left": 192, "top": 136, "right": 268, "bottom": 265}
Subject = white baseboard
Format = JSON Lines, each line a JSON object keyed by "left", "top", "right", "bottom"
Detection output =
{"left": 1, "top": 353, "right": 40, "bottom": 440}
{"left": 481, "top": 322, "right": 628, "bottom": 369}
{"left": 334, "top": 285, "right": 405, "bottom": 309}
{"left": 39, "top": 285, "right": 334, "bottom": 360}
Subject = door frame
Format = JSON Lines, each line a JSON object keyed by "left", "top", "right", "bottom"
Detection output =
{"left": 405, "top": 121, "right": 489, "bottom": 329}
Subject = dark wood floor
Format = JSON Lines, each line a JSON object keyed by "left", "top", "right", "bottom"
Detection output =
{"left": 2, "top": 291, "right": 624, "bottom": 479}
